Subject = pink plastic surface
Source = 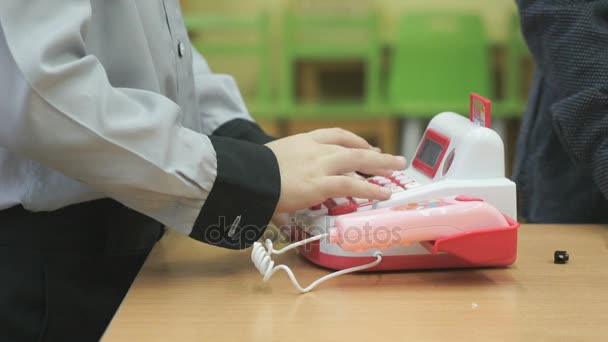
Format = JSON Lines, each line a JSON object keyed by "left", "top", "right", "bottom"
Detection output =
{"left": 329, "top": 196, "right": 509, "bottom": 252}
{"left": 296, "top": 215, "right": 520, "bottom": 271}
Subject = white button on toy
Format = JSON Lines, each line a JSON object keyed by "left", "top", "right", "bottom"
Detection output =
{"left": 333, "top": 197, "right": 350, "bottom": 205}
{"left": 353, "top": 197, "right": 371, "bottom": 205}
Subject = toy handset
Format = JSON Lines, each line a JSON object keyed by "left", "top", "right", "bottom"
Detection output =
{"left": 251, "top": 195, "right": 510, "bottom": 293}
{"left": 329, "top": 195, "right": 508, "bottom": 252}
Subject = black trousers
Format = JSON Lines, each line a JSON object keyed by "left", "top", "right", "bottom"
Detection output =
{"left": 0, "top": 199, "right": 164, "bottom": 342}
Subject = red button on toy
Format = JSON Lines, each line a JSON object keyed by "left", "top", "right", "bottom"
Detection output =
{"left": 325, "top": 198, "right": 358, "bottom": 216}
{"left": 455, "top": 195, "right": 484, "bottom": 202}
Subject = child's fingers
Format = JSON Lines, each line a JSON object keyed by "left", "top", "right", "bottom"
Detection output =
{"left": 357, "top": 168, "right": 400, "bottom": 178}
{"left": 344, "top": 172, "right": 367, "bottom": 180}
{"left": 329, "top": 149, "right": 406, "bottom": 175}
{"left": 309, "top": 128, "right": 372, "bottom": 150}
{"left": 318, "top": 176, "right": 392, "bottom": 201}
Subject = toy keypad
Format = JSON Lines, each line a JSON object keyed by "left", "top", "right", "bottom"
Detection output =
{"left": 309, "top": 171, "right": 421, "bottom": 216}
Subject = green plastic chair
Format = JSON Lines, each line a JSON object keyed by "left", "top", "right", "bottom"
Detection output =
{"left": 387, "top": 12, "right": 492, "bottom": 158}
{"left": 388, "top": 12, "right": 491, "bottom": 114}
{"left": 185, "top": 14, "right": 275, "bottom": 118}
{"left": 280, "top": 12, "right": 384, "bottom": 118}
{"left": 496, "top": 14, "right": 532, "bottom": 118}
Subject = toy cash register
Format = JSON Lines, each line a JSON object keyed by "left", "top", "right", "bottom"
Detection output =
{"left": 251, "top": 95, "right": 519, "bottom": 293}
{"left": 290, "top": 94, "right": 518, "bottom": 271}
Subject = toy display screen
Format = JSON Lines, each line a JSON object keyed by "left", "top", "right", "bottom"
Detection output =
{"left": 416, "top": 139, "right": 443, "bottom": 167}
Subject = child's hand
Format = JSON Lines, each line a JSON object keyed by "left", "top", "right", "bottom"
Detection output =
{"left": 265, "top": 128, "right": 406, "bottom": 214}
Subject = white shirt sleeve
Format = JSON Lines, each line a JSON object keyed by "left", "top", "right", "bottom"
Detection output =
{"left": 0, "top": 2, "right": 215, "bottom": 234}
{"left": 191, "top": 47, "right": 256, "bottom": 135}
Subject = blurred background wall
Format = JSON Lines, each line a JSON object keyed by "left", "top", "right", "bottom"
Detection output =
{"left": 180, "top": 0, "right": 531, "bottom": 176}
{"left": 182, "top": 0, "right": 517, "bottom": 41}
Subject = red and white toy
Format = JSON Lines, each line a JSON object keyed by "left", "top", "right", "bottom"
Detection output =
{"left": 251, "top": 95, "right": 519, "bottom": 293}
{"left": 291, "top": 94, "right": 518, "bottom": 271}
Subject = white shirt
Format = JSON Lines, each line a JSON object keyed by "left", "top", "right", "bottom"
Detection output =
{"left": 0, "top": 1, "right": 259, "bottom": 235}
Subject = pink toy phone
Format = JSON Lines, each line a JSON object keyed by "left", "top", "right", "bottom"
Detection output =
{"left": 329, "top": 195, "right": 509, "bottom": 252}
{"left": 252, "top": 195, "right": 517, "bottom": 292}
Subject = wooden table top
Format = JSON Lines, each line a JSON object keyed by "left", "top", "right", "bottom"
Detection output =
{"left": 103, "top": 224, "right": 608, "bottom": 341}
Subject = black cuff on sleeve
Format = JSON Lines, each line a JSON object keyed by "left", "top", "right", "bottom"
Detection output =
{"left": 212, "top": 118, "right": 276, "bottom": 144}
{"left": 190, "top": 136, "right": 281, "bottom": 249}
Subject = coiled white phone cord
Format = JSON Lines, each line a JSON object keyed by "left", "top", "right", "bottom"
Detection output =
{"left": 251, "top": 234, "right": 383, "bottom": 293}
